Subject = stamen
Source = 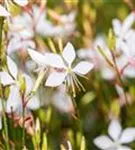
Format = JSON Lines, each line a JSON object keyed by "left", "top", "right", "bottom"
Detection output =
{"left": 70, "top": 74, "right": 76, "bottom": 97}
{"left": 72, "top": 73, "right": 85, "bottom": 92}
{"left": 72, "top": 73, "right": 81, "bottom": 91}
{"left": 75, "top": 72, "right": 88, "bottom": 80}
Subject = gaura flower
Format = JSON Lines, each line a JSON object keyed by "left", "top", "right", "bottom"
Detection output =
{"left": 11, "top": 5, "right": 76, "bottom": 38}
{"left": 52, "top": 85, "right": 74, "bottom": 114}
{"left": 0, "top": 56, "right": 40, "bottom": 115}
{"left": 9, "top": 5, "right": 44, "bottom": 41}
{"left": 7, "top": 30, "right": 35, "bottom": 54}
{"left": 120, "top": 32, "right": 135, "bottom": 67}
{"left": 77, "top": 35, "right": 110, "bottom": 70}
{"left": 0, "top": 4, "right": 10, "bottom": 17}
{"left": 13, "top": 0, "right": 28, "bottom": 6}
{"left": 28, "top": 42, "right": 94, "bottom": 96}
{"left": 112, "top": 12, "right": 135, "bottom": 50}
{"left": 94, "top": 119, "right": 135, "bottom": 150}
{"left": 0, "top": 0, "right": 27, "bottom": 18}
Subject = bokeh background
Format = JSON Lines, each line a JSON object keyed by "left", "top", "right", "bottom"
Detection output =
{"left": 3, "top": 0, "right": 135, "bottom": 149}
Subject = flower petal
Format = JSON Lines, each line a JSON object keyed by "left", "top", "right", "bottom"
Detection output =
{"left": 120, "top": 128, "right": 135, "bottom": 143}
{"left": 112, "top": 19, "right": 122, "bottom": 36}
{"left": 6, "top": 85, "right": 22, "bottom": 113}
{"left": 62, "top": 42, "right": 76, "bottom": 66}
{"left": 45, "top": 72, "right": 67, "bottom": 87}
{"left": 0, "top": 5, "right": 10, "bottom": 17}
{"left": 117, "top": 146, "right": 132, "bottom": 150}
{"left": 120, "top": 42, "right": 130, "bottom": 57}
{"left": 123, "top": 12, "right": 135, "bottom": 33}
{"left": 73, "top": 61, "right": 94, "bottom": 75}
{"left": 14, "top": 0, "right": 28, "bottom": 6}
{"left": 52, "top": 91, "right": 74, "bottom": 113}
{"left": 27, "top": 95, "right": 40, "bottom": 110}
{"left": 0, "top": 72, "right": 14, "bottom": 86}
{"left": 45, "top": 53, "right": 66, "bottom": 68}
{"left": 101, "top": 67, "right": 116, "bottom": 80}
{"left": 28, "top": 48, "right": 47, "bottom": 66}
{"left": 94, "top": 135, "right": 114, "bottom": 150}
{"left": 7, "top": 56, "right": 18, "bottom": 80}
{"left": 108, "top": 119, "right": 122, "bottom": 141}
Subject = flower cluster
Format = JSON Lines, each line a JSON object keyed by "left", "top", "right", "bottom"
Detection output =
{"left": 0, "top": 0, "right": 135, "bottom": 149}
{"left": 0, "top": 1, "right": 93, "bottom": 131}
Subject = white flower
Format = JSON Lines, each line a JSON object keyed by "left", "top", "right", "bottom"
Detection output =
{"left": 52, "top": 85, "right": 74, "bottom": 114}
{"left": 0, "top": 1, "right": 27, "bottom": 18}
{"left": 45, "top": 42, "right": 94, "bottom": 88}
{"left": 94, "top": 119, "right": 135, "bottom": 150}
{"left": 0, "top": 56, "right": 40, "bottom": 115}
{"left": 120, "top": 32, "right": 135, "bottom": 67}
{"left": 67, "top": 140, "right": 72, "bottom": 150}
{"left": 112, "top": 12, "right": 135, "bottom": 50}
{"left": 115, "top": 84, "right": 131, "bottom": 106}
{"left": 7, "top": 30, "right": 35, "bottom": 54}
{"left": 13, "top": 0, "right": 28, "bottom": 6}
{"left": 28, "top": 42, "right": 94, "bottom": 95}
{"left": 36, "top": 10, "right": 76, "bottom": 37}
{"left": 11, "top": 5, "right": 75, "bottom": 38}
{"left": 77, "top": 35, "right": 110, "bottom": 70}
{"left": 0, "top": 4, "right": 10, "bottom": 17}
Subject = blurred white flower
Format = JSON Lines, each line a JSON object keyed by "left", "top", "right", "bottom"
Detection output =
{"left": 115, "top": 84, "right": 132, "bottom": 106}
{"left": 94, "top": 119, "right": 135, "bottom": 150}
{"left": 100, "top": 54, "right": 135, "bottom": 80}
{"left": 0, "top": 56, "right": 40, "bottom": 115}
{"left": 14, "top": 0, "right": 28, "bottom": 6}
{"left": 7, "top": 30, "right": 35, "bottom": 54}
{"left": 52, "top": 85, "right": 74, "bottom": 114}
{"left": 11, "top": 5, "right": 76, "bottom": 38}
{"left": 101, "top": 67, "right": 116, "bottom": 80}
{"left": 36, "top": 10, "right": 76, "bottom": 37}
{"left": 120, "top": 33, "right": 135, "bottom": 67}
{"left": 67, "top": 140, "right": 72, "bottom": 150}
{"left": 28, "top": 42, "right": 94, "bottom": 94}
{"left": 0, "top": 1, "right": 28, "bottom": 26}
{"left": 0, "top": 4, "right": 10, "bottom": 17}
{"left": 112, "top": 12, "right": 135, "bottom": 50}
{"left": 77, "top": 35, "right": 110, "bottom": 69}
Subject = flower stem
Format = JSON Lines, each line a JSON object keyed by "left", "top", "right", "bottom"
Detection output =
{"left": 22, "top": 99, "right": 26, "bottom": 148}
{"left": 0, "top": 17, "right": 4, "bottom": 71}
{"left": 110, "top": 51, "right": 128, "bottom": 103}
{"left": 0, "top": 11, "right": 10, "bottom": 150}
{"left": 1, "top": 98, "right": 10, "bottom": 150}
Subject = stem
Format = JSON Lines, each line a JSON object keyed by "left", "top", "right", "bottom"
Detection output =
{"left": 0, "top": 17, "right": 4, "bottom": 71}
{"left": 124, "top": 0, "right": 135, "bottom": 11}
{"left": 1, "top": 98, "right": 10, "bottom": 150}
{"left": 22, "top": 97, "right": 26, "bottom": 147}
{"left": 97, "top": 46, "right": 114, "bottom": 67}
{"left": 110, "top": 51, "right": 128, "bottom": 103}
{"left": 0, "top": 11, "right": 10, "bottom": 150}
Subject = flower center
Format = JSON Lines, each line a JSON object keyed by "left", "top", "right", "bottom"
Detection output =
{"left": 66, "top": 67, "right": 72, "bottom": 73}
